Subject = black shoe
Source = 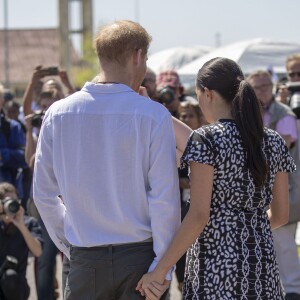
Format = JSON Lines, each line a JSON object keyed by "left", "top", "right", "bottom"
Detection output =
{"left": 285, "top": 293, "right": 300, "bottom": 300}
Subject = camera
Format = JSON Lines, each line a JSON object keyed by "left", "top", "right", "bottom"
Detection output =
{"left": 31, "top": 111, "right": 45, "bottom": 128}
{"left": 0, "top": 256, "right": 18, "bottom": 278}
{"left": 159, "top": 86, "right": 175, "bottom": 104}
{"left": 0, "top": 197, "right": 20, "bottom": 218}
{"left": 286, "top": 81, "right": 300, "bottom": 119}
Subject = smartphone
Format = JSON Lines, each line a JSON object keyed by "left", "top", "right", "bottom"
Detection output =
{"left": 45, "top": 67, "right": 58, "bottom": 76}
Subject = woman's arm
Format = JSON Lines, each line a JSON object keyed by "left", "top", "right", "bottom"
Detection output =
{"left": 137, "top": 162, "right": 213, "bottom": 291}
{"left": 23, "top": 66, "right": 48, "bottom": 116}
{"left": 24, "top": 115, "right": 37, "bottom": 166}
{"left": 172, "top": 116, "right": 192, "bottom": 154}
{"left": 268, "top": 171, "right": 289, "bottom": 229}
{"left": 59, "top": 70, "right": 76, "bottom": 95}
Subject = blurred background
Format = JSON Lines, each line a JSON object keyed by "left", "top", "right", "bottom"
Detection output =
{"left": 1, "top": 0, "right": 300, "bottom": 98}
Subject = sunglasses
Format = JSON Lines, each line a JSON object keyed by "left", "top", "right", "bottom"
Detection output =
{"left": 288, "top": 72, "right": 300, "bottom": 78}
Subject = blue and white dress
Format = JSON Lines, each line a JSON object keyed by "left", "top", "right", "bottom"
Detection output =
{"left": 181, "top": 119, "right": 296, "bottom": 300}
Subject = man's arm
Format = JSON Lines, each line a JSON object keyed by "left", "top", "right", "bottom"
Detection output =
{"left": 33, "top": 116, "right": 70, "bottom": 257}
{"left": 147, "top": 115, "right": 181, "bottom": 280}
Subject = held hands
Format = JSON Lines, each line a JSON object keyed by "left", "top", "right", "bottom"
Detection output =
{"left": 136, "top": 271, "right": 170, "bottom": 300}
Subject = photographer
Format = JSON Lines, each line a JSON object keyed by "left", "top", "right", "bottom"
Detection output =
{"left": 278, "top": 54, "right": 300, "bottom": 107}
{"left": 24, "top": 89, "right": 60, "bottom": 167}
{"left": 0, "top": 182, "right": 42, "bottom": 300}
{"left": 156, "top": 70, "right": 194, "bottom": 118}
{"left": 0, "top": 84, "right": 27, "bottom": 202}
{"left": 142, "top": 68, "right": 158, "bottom": 100}
{"left": 22, "top": 65, "right": 75, "bottom": 117}
{"left": 22, "top": 66, "right": 75, "bottom": 300}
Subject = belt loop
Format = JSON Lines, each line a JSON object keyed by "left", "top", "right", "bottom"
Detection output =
{"left": 109, "top": 244, "right": 113, "bottom": 256}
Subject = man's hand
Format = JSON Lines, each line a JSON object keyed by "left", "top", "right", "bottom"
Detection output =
{"left": 136, "top": 271, "right": 170, "bottom": 299}
{"left": 144, "top": 281, "right": 170, "bottom": 300}
{"left": 277, "top": 84, "right": 290, "bottom": 104}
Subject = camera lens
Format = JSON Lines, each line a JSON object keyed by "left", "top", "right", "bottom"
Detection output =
{"left": 159, "top": 86, "right": 175, "bottom": 104}
{"left": 3, "top": 199, "right": 20, "bottom": 217}
{"left": 290, "top": 92, "right": 300, "bottom": 119}
{"left": 31, "top": 112, "right": 45, "bottom": 128}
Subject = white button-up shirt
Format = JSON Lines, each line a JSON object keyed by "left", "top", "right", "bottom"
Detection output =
{"left": 33, "top": 82, "right": 180, "bottom": 278}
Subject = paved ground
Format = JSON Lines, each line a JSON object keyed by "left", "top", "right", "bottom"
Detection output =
{"left": 27, "top": 223, "right": 300, "bottom": 300}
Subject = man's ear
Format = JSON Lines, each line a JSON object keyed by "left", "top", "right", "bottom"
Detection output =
{"left": 133, "top": 48, "right": 143, "bottom": 66}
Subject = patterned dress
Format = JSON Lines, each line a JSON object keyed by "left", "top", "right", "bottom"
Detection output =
{"left": 181, "top": 119, "right": 296, "bottom": 300}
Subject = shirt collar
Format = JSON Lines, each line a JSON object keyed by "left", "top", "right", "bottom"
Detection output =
{"left": 81, "top": 82, "right": 135, "bottom": 95}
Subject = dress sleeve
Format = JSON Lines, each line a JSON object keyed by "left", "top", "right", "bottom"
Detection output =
{"left": 181, "top": 129, "right": 215, "bottom": 168}
{"left": 277, "top": 134, "right": 296, "bottom": 173}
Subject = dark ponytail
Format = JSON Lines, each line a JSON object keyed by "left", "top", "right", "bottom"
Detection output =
{"left": 196, "top": 57, "right": 268, "bottom": 187}
{"left": 232, "top": 80, "right": 268, "bottom": 187}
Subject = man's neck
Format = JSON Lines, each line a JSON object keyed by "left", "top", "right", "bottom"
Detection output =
{"left": 98, "top": 59, "right": 141, "bottom": 92}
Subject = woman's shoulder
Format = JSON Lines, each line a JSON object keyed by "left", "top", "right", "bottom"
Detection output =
{"left": 263, "top": 127, "right": 287, "bottom": 149}
{"left": 194, "top": 121, "right": 235, "bottom": 139}
{"left": 264, "top": 127, "right": 284, "bottom": 141}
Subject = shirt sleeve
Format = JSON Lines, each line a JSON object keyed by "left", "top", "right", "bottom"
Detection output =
{"left": 181, "top": 129, "right": 215, "bottom": 169}
{"left": 33, "top": 115, "right": 70, "bottom": 257}
{"left": 146, "top": 114, "right": 181, "bottom": 281}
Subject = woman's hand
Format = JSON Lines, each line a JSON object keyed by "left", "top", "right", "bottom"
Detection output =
{"left": 31, "top": 65, "right": 48, "bottom": 85}
{"left": 136, "top": 271, "right": 170, "bottom": 299}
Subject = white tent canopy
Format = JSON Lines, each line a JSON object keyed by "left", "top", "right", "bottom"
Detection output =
{"left": 147, "top": 46, "right": 212, "bottom": 74}
{"left": 178, "top": 38, "right": 300, "bottom": 81}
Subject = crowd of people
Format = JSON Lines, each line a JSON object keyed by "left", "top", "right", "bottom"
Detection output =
{"left": 0, "top": 19, "right": 300, "bottom": 300}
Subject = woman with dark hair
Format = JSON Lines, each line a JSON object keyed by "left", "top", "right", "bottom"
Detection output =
{"left": 137, "top": 57, "right": 296, "bottom": 299}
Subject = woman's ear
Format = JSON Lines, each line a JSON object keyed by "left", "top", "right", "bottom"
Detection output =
{"left": 204, "top": 87, "right": 213, "bottom": 102}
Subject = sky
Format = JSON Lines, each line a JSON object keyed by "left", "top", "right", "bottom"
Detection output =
{"left": 2, "top": 0, "right": 300, "bottom": 55}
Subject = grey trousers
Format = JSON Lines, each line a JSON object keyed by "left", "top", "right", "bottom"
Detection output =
{"left": 64, "top": 241, "right": 167, "bottom": 300}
